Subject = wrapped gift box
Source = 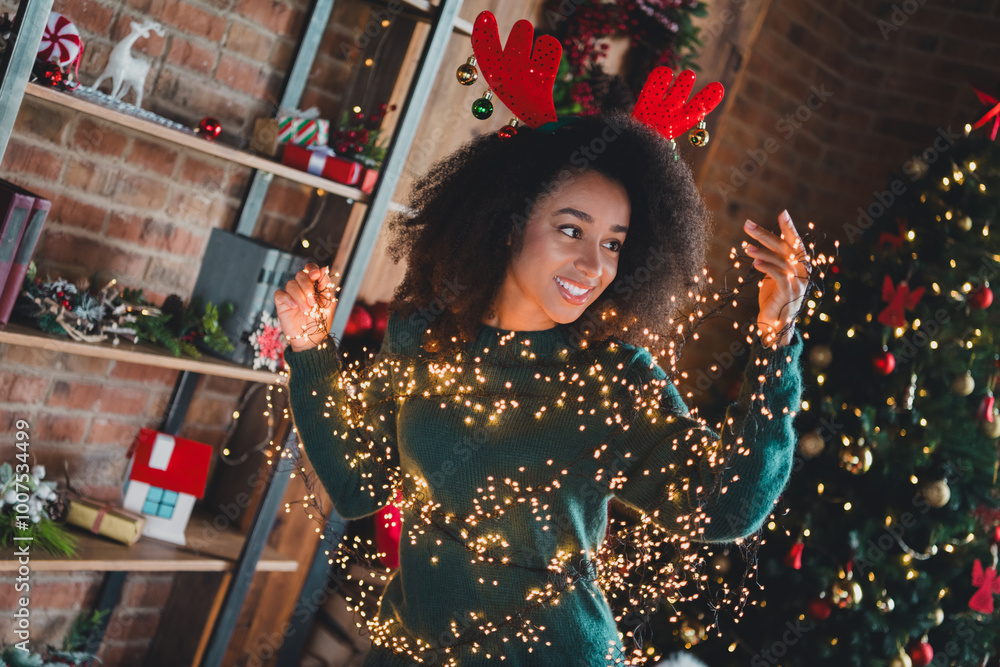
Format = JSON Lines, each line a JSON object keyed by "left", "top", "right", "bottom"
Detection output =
{"left": 361, "top": 167, "right": 379, "bottom": 195}
{"left": 65, "top": 494, "right": 146, "bottom": 546}
{"left": 277, "top": 113, "right": 329, "bottom": 147}
{"left": 281, "top": 144, "right": 363, "bottom": 186}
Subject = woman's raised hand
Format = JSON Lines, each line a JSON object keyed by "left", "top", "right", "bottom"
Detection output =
{"left": 274, "top": 262, "right": 337, "bottom": 352}
{"left": 742, "top": 210, "right": 811, "bottom": 347}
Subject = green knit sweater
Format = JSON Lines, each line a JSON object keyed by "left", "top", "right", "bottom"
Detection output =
{"left": 284, "top": 311, "right": 804, "bottom": 666}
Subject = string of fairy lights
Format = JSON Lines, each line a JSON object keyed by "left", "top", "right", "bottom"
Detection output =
{"left": 251, "top": 220, "right": 831, "bottom": 664}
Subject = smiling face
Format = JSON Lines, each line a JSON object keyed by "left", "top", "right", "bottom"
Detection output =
{"left": 484, "top": 170, "right": 631, "bottom": 331}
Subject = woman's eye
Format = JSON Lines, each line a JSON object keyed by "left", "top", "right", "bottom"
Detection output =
{"left": 605, "top": 240, "right": 622, "bottom": 253}
{"left": 559, "top": 225, "right": 581, "bottom": 239}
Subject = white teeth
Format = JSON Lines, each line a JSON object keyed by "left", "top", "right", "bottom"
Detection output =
{"left": 556, "top": 277, "right": 590, "bottom": 297}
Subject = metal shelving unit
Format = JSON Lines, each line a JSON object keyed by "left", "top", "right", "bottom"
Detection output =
{"left": 0, "top": 0, "right": 466, "bottom": 663}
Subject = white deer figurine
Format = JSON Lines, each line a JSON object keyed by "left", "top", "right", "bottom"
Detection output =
{"left": 91, "top": 18, "right": 164, "bottom": 108}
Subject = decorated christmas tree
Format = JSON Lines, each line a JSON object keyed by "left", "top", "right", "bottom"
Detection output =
{"left": 663, "top": 111, "right": 1000, "bottom": 665}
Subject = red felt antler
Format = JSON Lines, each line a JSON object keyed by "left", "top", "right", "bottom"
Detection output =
{"left": 471, "top": 11, "right": 561, "bottom": 128}
{"left": 632, "top": 67, "right": 725, "bottom": 141}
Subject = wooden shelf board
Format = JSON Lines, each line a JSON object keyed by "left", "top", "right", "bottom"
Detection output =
{"left": 0, "top": 320, "right": 286, "bottom": 385}
{"left": 0, "top": 506, "right": 298, "bottom": 573}
{"left": 24, "top": 83, "right": 368, "bottom": 203}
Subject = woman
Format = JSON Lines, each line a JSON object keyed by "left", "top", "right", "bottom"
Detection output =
{"left": 274, "top": 111, "right": 810, "bottom": 666}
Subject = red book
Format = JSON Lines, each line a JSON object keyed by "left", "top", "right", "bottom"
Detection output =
{"left": 0, "top": 193, "right": 51, "bottom": 324}
{"left": 0, "top": 183, "right": 36, "bottom": 321}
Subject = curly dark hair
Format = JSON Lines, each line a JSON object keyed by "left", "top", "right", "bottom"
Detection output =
{"left": 384, "top": 110, "right": 713, "bottom": 357}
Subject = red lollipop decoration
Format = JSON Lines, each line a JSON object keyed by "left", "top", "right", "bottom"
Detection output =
{"left": 631, "top": 68, "right": 724, "bottom": 142}
{"left": 470, "top": 11, "right": 561, "bottom": 128}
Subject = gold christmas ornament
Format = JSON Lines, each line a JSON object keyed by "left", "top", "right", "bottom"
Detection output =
{"left": 957, "top": 214, "right": 973, "bottom": 231}
{"left": 952, "top": 371, "right": 975, "bottom": 396}
{"left": 798, "top": 431, "right": 825, "bottom": 458}
{"left": 928, "top": 606, "right": 944, "bottom": 626}
{"left": 689, "top": 120, "right": 709, "bottom": 147}
{"left": 808, "top": 344, "right": 833, "bottom": 369}
{"left": 980, "top": 411, "right": 1000, "bottom": 439}
{"left": 830, "top": 573, "right": 863, "bottom": 609}
{"left": 889, "top": 652, "right": 913, "bottom": 667}
{"left": 876, "top": 589, "right": 895, "bottom": 613}
{"left": 456, "top": 55, "right": 478, "bottom": 85}
{"left": 921, "top": 479, "right": 951, "bottom": 508}
{"left": 839, "top": 435, "right": 873, "bottom": 474}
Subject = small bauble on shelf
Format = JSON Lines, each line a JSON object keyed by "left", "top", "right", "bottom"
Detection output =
{"left": 89, "top": 18, "right": 164, "bottom": 109}
{"left": 197, "top": 116, "right": 222, "bottom": 141}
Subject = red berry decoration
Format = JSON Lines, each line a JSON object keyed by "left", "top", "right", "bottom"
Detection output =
{"left": 872, "top": 349, "right": 896, "bottom": 375}
{"left": 969, "top": 285, "right": 993, "bottom": 309}
{"left": 197, "top": 117, "right": 222, "bottom": 140}
{"left": 907, "top": 639, "right": 934, "bottom": 667}
{"left": 991, "top": 525, "right": 1000, "bottom": 544}
{"left": 805, "top": 596, "right": 832, "bottom": 620}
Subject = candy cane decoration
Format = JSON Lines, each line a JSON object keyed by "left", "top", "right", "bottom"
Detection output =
{"left": 37, "top": 12, "right": 84, "bottom": 88}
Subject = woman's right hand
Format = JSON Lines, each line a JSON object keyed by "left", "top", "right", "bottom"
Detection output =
{"left": 274, "top": 262, "right": 337, "bottom": 352}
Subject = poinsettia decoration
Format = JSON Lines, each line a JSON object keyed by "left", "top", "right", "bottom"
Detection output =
{"left": 249, "top": 311, "right": 286, "bottom": 372}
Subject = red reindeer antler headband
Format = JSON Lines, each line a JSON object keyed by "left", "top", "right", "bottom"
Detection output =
{"left": 458, "top": 10, "right": 725, "bottom": 147}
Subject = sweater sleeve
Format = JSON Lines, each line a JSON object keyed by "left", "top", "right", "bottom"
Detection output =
{"left": 283, "top": 338, "right": 399, "bottom": 520}
{"left": 609, "top": 329, "right": 804, "bottom": 543}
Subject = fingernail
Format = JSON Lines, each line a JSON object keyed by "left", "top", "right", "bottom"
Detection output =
{"left": 745, "top": 220, "right": 756, "bottom": 229}
{"left": 780, "top": 209, "right": 790, "bottom": 221}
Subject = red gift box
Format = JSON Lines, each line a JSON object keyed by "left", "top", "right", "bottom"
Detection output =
{"left": 361, "top": 167, "right": 379, "bottom": 195}
{"left": 281, "top": 144, "right": 362, "bottom": 186}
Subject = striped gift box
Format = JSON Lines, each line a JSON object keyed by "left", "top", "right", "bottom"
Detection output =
{"left": 276, "top": 114, "right": 330, "bottom": 147}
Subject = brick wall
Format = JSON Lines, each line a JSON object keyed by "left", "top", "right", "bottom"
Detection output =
{"left": 0, "top": 0, "right": 374, "bottom": 661}
{"left": 680, "top": 0, "right": 1000, "bottom": 405}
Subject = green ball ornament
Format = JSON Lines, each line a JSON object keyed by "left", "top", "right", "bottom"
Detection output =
{"left": 472, "top": 90, "right": 494, "bottom": 120}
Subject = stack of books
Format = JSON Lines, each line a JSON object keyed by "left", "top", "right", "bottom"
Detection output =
{"left": 0, "top": 180, "right": 51, "bottom": 325}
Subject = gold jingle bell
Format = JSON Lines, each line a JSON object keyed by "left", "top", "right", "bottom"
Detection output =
{"left": 689, "top": 120, "right": 709, "bottom": 147}
{"left": 838, "top": 435, "right": 873, "bottom": 474}
{"left": 457, "top": 55, "right": 478, "bottom": 85}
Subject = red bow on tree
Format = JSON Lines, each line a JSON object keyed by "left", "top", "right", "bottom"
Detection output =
{"left": 969, "top": 558, "right": 1000, "bottom": 613}
{"left": 878, "top": 276, "right": 925, "bottom": 329}
{"left": 971, "top": 86, "right": 1000, "bottom": 142}
{"left": 877, "top": 218, "right": 908, "bottom": 252}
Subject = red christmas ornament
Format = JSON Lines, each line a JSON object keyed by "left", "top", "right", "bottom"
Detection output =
{"left": 969, "top": 285, "right": 993, "bottom": 309}
{"left": 970, "top": 558, "right": 1000, "bottom": 613}
{"left": 197, "top": 117, "right": 222, "bottom": 140}
{"left": 343, "top": 303, "right": 373, "bottom": 338}
{"left": 906, "top": 639, "right": 934, "bottom": 667}
{"left": 977, "top": 393, "right": 996, "bottom": 422}
{"left": 992, "top": 525, "right": 1000, "bottom": 544}
{"left": 805, "top": 596, "right": 832, "bottom": 620}
{"left": 368, "top": 301, "right": 390, "bottom": 340}
{"left": 783, "top": 540, "right": 804, "bottom": 569}
{"left": 872, "top": 349, "right": 895, "bottom": 375}
{"left": 498, "top": 124, "right": 518, "bottom": 140}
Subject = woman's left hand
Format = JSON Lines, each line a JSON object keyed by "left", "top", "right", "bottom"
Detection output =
{"left": 743, "top": 209, "right": 811, "bottom": 347}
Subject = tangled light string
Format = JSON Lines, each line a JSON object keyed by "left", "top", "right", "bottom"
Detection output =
{"left": 263, "top": 224, "right": 834, "bottom": 665}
